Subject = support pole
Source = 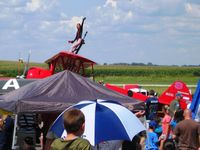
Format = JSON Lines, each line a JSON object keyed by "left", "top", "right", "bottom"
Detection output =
{"left": 12, "top": 114, "right": 18, "bottom": 150}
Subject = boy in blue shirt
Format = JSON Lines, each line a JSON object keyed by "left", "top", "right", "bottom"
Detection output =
{"left": 145, "top": 120, "right": 159, "bottom": 150}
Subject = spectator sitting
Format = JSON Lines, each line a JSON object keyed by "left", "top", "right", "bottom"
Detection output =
{"left": 50, "top": 108, "right": 92, "bottom": 150}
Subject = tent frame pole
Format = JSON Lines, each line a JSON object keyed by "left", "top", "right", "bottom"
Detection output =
{"left": 12, "top": 114, "right": 18, "bottom": 150}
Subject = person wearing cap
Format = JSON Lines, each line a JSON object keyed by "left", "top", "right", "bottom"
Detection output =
{"left": 145, "top": 120, "right": 159, "bottom": 150}
{"left": 145, "top": 89, "right": 159, "bottom": 120}
{"left": 169, "top": 93, "right": 182, "bottom": 117}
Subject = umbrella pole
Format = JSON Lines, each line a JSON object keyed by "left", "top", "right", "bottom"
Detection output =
{"left": 12, "top": 114, "right": 18, "bottom": 150}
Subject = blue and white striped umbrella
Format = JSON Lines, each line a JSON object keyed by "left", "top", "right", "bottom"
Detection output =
{"left": 49, "top": 99, "right": 145, "bottom": 146}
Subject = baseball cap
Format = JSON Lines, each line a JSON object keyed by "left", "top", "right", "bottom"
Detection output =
{"left": 176, "top": 93, "right": 182, "bottom": 97}
{"left": 149, "top": 120, "right": 157, "bottom": 128}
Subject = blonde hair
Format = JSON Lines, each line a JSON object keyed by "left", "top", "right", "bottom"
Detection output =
{"left": 163, "top": 105, "right": 169, "bottom": 113}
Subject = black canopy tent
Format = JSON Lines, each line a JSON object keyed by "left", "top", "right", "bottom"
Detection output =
{"left": 0, "top": 70, "right": 145, "bottom": 149}
{"left": 0, "top": 70, "right": 143, "bottom": 113}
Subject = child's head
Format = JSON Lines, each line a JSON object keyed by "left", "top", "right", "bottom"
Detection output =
{"left": 163, "top": 139, "right": 176, "bottom": 150}
{"left": 149, "top": 120, "right": 157, "bottom": 130}
{"left": 163, "top": 105, "right": 169, "bottom": 114}
{"left": 63, "top": 108, "right": 85, "bottom": 136}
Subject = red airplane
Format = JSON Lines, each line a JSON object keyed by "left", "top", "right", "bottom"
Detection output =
{"left": 105, "top": 80, "right": 192, "bottom": 109}
{"left": 105, "top": 83, "right": 148, "bottom": 102}
{"left": 26, "top": 51, "right": 96, "bottom": 79}
{"left": 158, "top": 80, "right": 192, "bottom": 109}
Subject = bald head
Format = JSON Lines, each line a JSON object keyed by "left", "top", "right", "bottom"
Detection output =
{"left": 183, "top": 109, "right": 192, "bottom": 119}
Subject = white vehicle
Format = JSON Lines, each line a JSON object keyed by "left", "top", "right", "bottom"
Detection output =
{"left": 129, "top": 88, "right": 148, "bottom": 96}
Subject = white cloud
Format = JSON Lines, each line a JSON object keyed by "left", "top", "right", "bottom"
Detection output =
{"left": 113, "top": 13, "right": 120, "bottom": 21}
{"left": 1, "top": 0, "right": 200, "bottom": 65}
{"left": 55, "top": 16, "right": 85, "bottom": 34}
{"left": 60, "top": 12, "right": 67, "bottom": 19}
{"left": 125, "top": 10, "right": 133, "bottom": 20}
{"left": 40, "top": 21, "right": 51, "bottom": 30}
{"left": 70, "top": 16, "right": 83, "bottom": 27}
{"left": 25, "top": 0, "right": 57, "bottom": 12}
{"left": 185, "top": 3, "right": 200, "bottom": 17}
{"left": 95, "top": 1, "right": 135, "bottom": 24}
{"left": 26, "top": 0, "right": 42, "bottom": 12}
{"left": 104, "top": 0, "right": 117, "bottom": 9}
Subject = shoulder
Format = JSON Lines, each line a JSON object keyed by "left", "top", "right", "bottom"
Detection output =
{"left": 75, "top": 137, "right": 91, "bottom": 147}
{"left": 50, "top": 138, "right": 66, "bottom": 149}
{"left": 51, "top": 138, "right": 91, "bottom": 150}
{"left": 175, "top": 119, "right": 186, "bottom": 128}
{"left": 170, "top": 100, "right": 176, "bottom": 104}
{"left": 58, "top": 138, "right": 91, "bottom": 150}
{"left": 51, "top": 138, "right": 63, "bottom": 145}
{"left": 146, "top": 97, "right": 158, "bottom": 102}
{"left": 150, "top": 131, "right": 158, "bottom": 137}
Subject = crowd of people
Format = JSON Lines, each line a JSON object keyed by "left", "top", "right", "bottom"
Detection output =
{"left": 0, "top": 90, "right": 200, "bottom": 150}
{"left": 47, "top": 90, "right": 200, "bottom": 150}
{"left": 141, "top": 91, "right": 200, "bottom": 150}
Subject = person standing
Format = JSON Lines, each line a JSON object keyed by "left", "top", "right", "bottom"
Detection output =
{"left": 1, "top": 115, "right": 14, "bottom": 150}
{"left": 169, "top": 93, "right": 182, "bottom": 117}
{"left": 173, "top": 109, "right": 200, "bottom": 150}
{"left": 170, "top": 109, "right": 184, "bottom": 132}
{"left": 145, "top": 89, "right": 159, "bottom": 120}
{"left": 50, "top": 108, "right": 92, "bottom": 150}
{"left": 145, "top": 120, "right": 159, "bottom": 150}
{"left": 68, "top": 17, "right": 86, "bottom": 54}
{"left": 159, "top": 105, "right": 172, "bottom": 150}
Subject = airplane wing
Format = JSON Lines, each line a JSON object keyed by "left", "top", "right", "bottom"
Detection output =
{"left": 105, "top": 83, "right": 148, "bottom": 102}
{"left": 45, "top": 51, "right": 96, "bottom": 76}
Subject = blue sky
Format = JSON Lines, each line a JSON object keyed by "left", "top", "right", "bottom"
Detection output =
{"left": 0, "top": 0, "right": 200, "bottom": 65}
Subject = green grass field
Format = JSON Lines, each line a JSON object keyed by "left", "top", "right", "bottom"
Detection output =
{"left": 0, "top": 60, "right": 199, "bottom": 94}
{"left": 93, "top": 65, "right": 199, "bottom": 94}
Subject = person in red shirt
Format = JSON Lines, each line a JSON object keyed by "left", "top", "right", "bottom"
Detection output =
{"left": 159, "top": 105, "right": 172, "bottom": 150}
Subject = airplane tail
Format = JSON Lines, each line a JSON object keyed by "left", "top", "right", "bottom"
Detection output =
{"left": 158, "top": 80, "right": 192, "bottom": 109}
